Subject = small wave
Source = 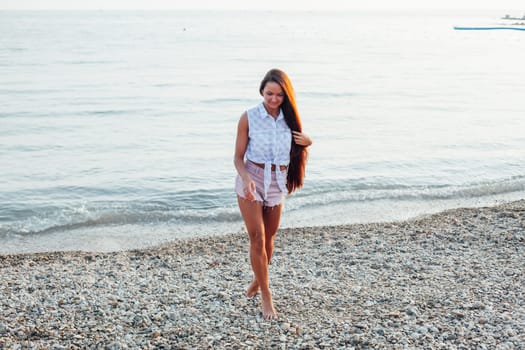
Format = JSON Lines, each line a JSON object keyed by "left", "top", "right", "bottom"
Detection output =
{"left": 60, "top": 60, "right": 120, "bottom": 64}
{"left": 83, "top": 109, "right": 136, "bottom": 116}
{"left": 288, "top": 176, "right": 525, "bottom": 210}
{"left": 0, "top": 88, "right": 68, "bottom": 95}
{"left": 0, "top": 203, "right": 241, "bottom": 238}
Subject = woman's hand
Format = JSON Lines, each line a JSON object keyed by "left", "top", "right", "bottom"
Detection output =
{"left": 292, "top": 131, "right": 313, "bottom": 147}
{"left": 242, "top": 176, "right": 257, "bottom": 201}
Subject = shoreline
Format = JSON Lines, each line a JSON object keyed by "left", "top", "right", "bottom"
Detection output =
{"left": 1, "top": 200, "right": 524, "bottom": 348}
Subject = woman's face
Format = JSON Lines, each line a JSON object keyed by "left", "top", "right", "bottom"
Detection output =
{"left": 262, "top": 81, "right": 284, "bottom": 111}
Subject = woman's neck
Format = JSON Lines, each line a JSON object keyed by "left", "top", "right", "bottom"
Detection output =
{"left": 263, "top": 103, "right": 279, "bottom": 118}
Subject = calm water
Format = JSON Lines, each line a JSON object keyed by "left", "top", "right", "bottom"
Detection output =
{"left": 1, "top": 10, "right": 524, "bottom": 253}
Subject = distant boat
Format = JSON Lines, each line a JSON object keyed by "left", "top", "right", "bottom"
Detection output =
{"left": 454, "top": 13, "right": 525, "bottom": 31}
{"left": 454, "top": 26, "right": 525, "bottom": 31}
{"left": 501, "top": 14, "right": 525, "bottom": 20}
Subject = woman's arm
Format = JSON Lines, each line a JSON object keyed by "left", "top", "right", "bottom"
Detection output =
{"left": 234, "top": 112, "right": 256, "bottom": 201}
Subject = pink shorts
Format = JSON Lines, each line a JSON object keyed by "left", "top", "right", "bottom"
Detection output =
{"left": 235, "top": 161, "right": 287, "bottom": 207}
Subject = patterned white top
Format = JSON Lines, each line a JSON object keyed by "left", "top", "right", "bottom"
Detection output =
{"left": 245, "top": 102, "right": 292, "bottom": 198}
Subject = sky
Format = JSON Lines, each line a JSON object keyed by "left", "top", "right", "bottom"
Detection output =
{"left": 1, "top": 0, "right": 524, "bottom": 11}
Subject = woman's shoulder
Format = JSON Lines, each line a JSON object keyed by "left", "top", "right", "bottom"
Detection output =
{"left": 237, "top": 111, "right": 248, "bottom": 129}
{"left": 246, "top": 102, "right": 264, "bottom": 117}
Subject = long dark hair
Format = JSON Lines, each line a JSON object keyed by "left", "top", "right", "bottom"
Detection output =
{"left": 259, "top": 68, "right": 307, "bottom": 194}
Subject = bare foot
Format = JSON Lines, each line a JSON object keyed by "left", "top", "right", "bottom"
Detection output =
{"left": 261, "top": 291, "right": 278, "bottom": 320}
{"left": 245, "top": 279, "right": 259, "bottom": 298}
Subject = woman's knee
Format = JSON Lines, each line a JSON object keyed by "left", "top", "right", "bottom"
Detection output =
{"left": 248, "top": 230, "right": 265, "bottom": 252}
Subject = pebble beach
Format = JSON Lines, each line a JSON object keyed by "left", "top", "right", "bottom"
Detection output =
{"left": 1, "top": 200, "right": 524, "bottom": 349}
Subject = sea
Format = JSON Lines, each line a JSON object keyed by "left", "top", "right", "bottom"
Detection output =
{"left": 1, "top": 9, "right": 524, "bottom": 253}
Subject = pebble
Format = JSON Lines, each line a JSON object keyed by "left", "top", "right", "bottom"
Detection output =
{"left": 0, "top": 200, "right": 524, "bottom": 348}
{"left": 281, "top": 322, "right": 291, "bottom": 331}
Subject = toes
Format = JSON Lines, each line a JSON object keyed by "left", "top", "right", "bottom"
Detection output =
{"left": 262, "top": 310, "right": 278, "bottom": 320}
{"left": 265, "top": 313, "right": 278, "bottom": 320}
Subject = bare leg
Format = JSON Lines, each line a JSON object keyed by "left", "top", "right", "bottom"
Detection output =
{"left": 264, "top": 203, "right": 283, "bottom": 262}
{"left": 247, "top": 204, "right": 283, "bottom": 297}
{"left": 237, "top": 197, "right": 278, "bottom": 320}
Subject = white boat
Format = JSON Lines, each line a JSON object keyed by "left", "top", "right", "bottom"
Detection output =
{"left": 454, "top": 13, "right": 525, "bottom": 31}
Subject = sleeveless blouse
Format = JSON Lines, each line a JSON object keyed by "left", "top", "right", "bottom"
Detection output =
{"left": 245, "top": 102, "right": 292, "bottom": 198}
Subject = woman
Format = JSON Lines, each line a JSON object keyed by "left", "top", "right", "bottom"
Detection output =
{"left": 234, "top": 68, "right": 312, "bottom": 320}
